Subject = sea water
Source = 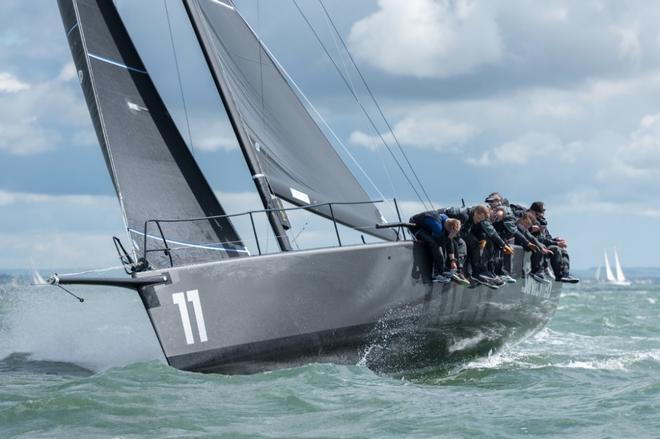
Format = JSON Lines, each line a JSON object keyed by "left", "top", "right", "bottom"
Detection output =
{"left": 1, "top": 275, "right": 659, "bottom": 438}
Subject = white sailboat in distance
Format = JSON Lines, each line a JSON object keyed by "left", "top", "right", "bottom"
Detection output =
{"left": 603, "top": 249, "right": 631, "bottom": 286}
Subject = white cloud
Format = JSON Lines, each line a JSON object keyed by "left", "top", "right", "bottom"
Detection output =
{"left": 616, "top": 26, "right": 642, "bottom": 62}
{"left": 467, "top": 132, "right": 582, "bottom": 166}
{"left": 0, "top": 77, "right": 91, "bottom": 155}
{"left": 349, "top": 114, "right": 476, "bottom": 151}
{"left": 552, "top": 189, "right": 660, "bottom": 219}
{"left": 192, "top": 119, "right": 239, "bottom": 152}
{"left": 0, "top": 232, "right": 123, "bottom": 270}
{"left": 599, "top": 112, "right": 660, "bottom": 180}
{"left": 0, "top": 72, "right": 29, "bottom": 93}
{"left": 0, "top": 191, "right": 123, "bottom": 269}
{"left": 348, "top": 0, "right": 503, "bottom": 78}
{"left": 57, "top": 62, "right": 78, "bottom": 82}
{"left": 0, "top": 190, "right": 114, "bottom": 207}
{"left": 0, "top": 119, "right": 56, "bottom": 155}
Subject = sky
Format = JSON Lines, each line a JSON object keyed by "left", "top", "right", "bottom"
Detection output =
{"left": 0, "top": 0, "right": 659, "bottom": 270}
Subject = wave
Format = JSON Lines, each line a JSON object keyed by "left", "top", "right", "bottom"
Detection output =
{"left": 0, "top": 283, "right": 163, "bottom": 372}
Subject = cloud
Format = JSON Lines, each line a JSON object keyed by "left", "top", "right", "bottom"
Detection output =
{"left": 0, "top": 77, "right": 91, "bottom": 155}
{"left": 599, "top": 112, "right": 660, "bottom": 181}
{"left": 467, "top": 132, "right": 582, "bottom": 166}
{"left": 349, "top": 114, "right": 477, "bottom": 151}
{"left": 348, "top": 0, "right": 503, "bottom": 78}
{"left": 0, "top": 191, "right": 123, "bottom": 269}
{"left": 191, "top": 119, "right": 239, "bottom": 152}
{"left": 0, "top": 190, "right": 114, "bottom": 207}
{"left": 0, "top": 72, "right": 29, "bottom": 93}
{"left": 0, "top": 232, "right": 123, "bottom": 270}
{"left": 0, "top": 119, "right": 57, "bottom": 155}
{"left": 552, "top": 189, "right": 660, "bottom": 219}
{"left": 616, "top": 26, "right": 641, "bottom": 62}
{"left": 57, "top": 62, "right": 78, "bottom": 82}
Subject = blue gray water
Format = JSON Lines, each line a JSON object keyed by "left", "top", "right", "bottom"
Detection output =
{"left": 1, "top": 275, "right": 659, "bottom": 438}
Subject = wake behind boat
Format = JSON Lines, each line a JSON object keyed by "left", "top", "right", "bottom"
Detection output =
{"left": 49, "top": 0, "right": 563, "bottom": 374}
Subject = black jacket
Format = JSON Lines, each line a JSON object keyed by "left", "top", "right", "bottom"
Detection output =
{"left": 441, "top": 207, "right": 506, "bottom": 249}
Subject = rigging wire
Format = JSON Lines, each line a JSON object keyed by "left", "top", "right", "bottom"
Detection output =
{"left": 320, "top": 8, "right": 399, "bottom": 217}
{"left": 316, "top": 0, "right": 434, "bottom": 209}
{"left": 321, "top": 7, "right": 357, "bottom": 96}
{"left": 320, "top": 5, "right": 400, "bottom": 215}
{"left": 164, "top": 0, "right": 195, "bottom": 156}
{"left": 291, "top": 0, "right": 429, "bottom": 210}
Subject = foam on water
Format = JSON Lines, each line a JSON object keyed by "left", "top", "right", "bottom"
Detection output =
{"left": 0, "top": 276, "right": 163, "bottom": 371}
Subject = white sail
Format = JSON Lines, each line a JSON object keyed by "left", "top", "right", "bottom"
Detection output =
{"left": 594, "top": 264, "right": 602, "bottom": 281}
{"left": 604, "top": 252, "right": 616, "bottom": 282}
{"left": 614, "top": 249, "right": 626, "bottom": 282}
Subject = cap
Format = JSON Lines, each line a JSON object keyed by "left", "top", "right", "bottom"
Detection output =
{"left": 529, "top": 201, "right": 545, "bottom": 213}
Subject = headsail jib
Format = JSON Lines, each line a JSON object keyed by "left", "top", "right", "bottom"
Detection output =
{"left": 57, "top": 0, "right": 248, "bottom": 269}
{"left": 183, "top": 0, "right": 397, "bottom": 242}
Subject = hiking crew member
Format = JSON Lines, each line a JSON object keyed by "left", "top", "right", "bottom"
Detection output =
{"left": 439, "top": 204, "right": 512, "bottom": 287}
{"left": 410, "top": 211, "right": 461, "bottom": 283}
{"left": 486, "top": 194, "right": 541, "bottom": 281}
{"left": 529, "top": 202, "right": 578, "bottom": 283}
{"left": 411, "top": 197, "right": 579, "bottom": 287}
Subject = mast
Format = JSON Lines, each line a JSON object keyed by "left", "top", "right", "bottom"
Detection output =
{"left": 182, "top": 0, "right": 292, "bottom": 252}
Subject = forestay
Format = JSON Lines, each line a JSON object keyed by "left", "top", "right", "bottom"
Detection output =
{"left": 58, "top": 0, "right": 247, "bottom": 269}
{"left": 184, "top": 0, "right": 396, "bottom": 241}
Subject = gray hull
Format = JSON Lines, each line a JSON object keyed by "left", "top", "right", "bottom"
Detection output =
{"left": 136, "top": 242, "right": 561, "bottom": 374}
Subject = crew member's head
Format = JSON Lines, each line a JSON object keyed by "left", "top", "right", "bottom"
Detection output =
{"left": 530, "top": 201, "right": 545, "bottom": 218}
{"left": 518, "top": 212, "right": 536, "bottom": 229}
{"left": 491, "top": 206, "right": 506, "bottom": 222}
{"left": 445, "top": 218, "right": 461, "bottom": 238}
{"left": 473, "top": 205, "right": 490, "bottom": 223}
{"left": 485, "top": 192, "right": 503, "bottom": 208}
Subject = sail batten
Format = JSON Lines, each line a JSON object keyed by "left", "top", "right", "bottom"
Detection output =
{"left": 58, "top": 0, "right": 247, "bottom": 269}
{"left": 184, "top": 0, "right": 397, "bottom": 241}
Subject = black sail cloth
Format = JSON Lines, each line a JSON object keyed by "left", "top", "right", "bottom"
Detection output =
{"left": 184, "top": 0, "right": 396, "bottom": 241}
{"left": 58, "top": 0, "right": 247, "bottom": 269}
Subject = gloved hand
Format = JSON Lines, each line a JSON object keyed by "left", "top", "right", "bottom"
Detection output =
{"left": 503, "top": 245, "right": 513, "bottom": 255}
{"left": 528, "top": 243, "right": 540, "bottom": 253}
{"left": 479, "top": 240, "right": 487, "bottom": 250}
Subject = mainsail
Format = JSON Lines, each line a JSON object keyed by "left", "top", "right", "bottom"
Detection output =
{"left": 604, "top": 252, "right": 616, "bottom": 283}
{"left": 614, "top": 249, "right": 626, "bottom": 283}
{"left": 58, "top": 0, "right": 247, "bottom": 269}
{"left": 183, "top": 0, "right": 397, "bottom": 241}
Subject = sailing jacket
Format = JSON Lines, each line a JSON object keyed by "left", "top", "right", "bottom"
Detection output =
{"left": 440, "top": 207, "right": 507, "bottom": 249}
{"left": 410, "top": 211, "right": 452, "bottom": 246}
